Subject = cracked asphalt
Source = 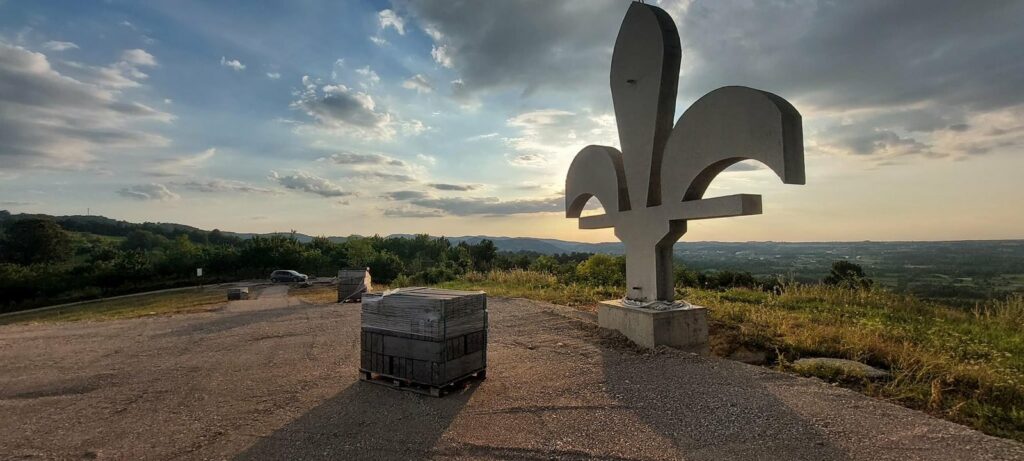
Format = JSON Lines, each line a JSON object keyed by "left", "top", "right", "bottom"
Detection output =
{"left": 1, "top": 285, "right": 1022, "bottom": 460}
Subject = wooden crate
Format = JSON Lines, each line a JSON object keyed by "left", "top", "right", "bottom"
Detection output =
{"left": 359, "top": 288, "right": 487, "bottom": 394}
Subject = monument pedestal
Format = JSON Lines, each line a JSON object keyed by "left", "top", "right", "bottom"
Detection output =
{"left": 598, "top": 300, "right": 708, "bottom": 351}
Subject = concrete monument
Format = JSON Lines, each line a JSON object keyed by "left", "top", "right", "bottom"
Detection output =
{"left": 565, "top": 2, "right": 805, "bottom": 349}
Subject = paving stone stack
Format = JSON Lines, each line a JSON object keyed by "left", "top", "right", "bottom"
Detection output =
{"left": 360, "top": 287, "right": 487, "bottom": 393}
{"left": 337, "top": 268, "right": 371, "bottom": 303}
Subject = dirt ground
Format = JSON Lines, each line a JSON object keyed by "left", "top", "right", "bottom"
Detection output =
{"left": 1, "top": 285, "right": 1022, "bottom": 460}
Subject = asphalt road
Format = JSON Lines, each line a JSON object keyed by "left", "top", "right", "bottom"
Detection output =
{"left": 1, "top": 286, "right": 1022, "bottom": 460}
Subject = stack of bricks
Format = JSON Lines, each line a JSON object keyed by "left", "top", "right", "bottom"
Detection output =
{"left": 337, "top": 268, "right": 371, "bottom": 303}
{"left": 360, "top": 287, "right": 487, "bottom": 392}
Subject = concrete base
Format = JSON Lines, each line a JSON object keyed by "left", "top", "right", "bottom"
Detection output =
{"left": 598, "top": 300, "right": 708, "bottom": 351}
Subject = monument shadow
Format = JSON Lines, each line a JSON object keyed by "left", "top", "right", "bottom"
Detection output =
{"left": 232, "top": 379, "right": 478, "bottom": 460}
{"left": 599, "top": 343, "right": 851, "bottom": 461}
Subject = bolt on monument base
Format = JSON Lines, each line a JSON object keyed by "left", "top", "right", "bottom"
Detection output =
{"left": 598, "top": 300, "right": 709, "bottom": 352}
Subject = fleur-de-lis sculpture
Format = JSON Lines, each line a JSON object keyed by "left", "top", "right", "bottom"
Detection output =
{"left": 565, "top": 2, "right": 805, "bottom": 302}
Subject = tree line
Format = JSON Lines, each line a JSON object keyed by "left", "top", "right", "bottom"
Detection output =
{"left": 0, "top": 215, "right": 872, "bottom": 313}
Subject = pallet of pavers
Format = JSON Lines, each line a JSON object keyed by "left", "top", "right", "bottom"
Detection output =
{"left": 359, "top": 287, "right": 487, "bottom": 396}
{"left": 338, "top": 267, "right": 371, "bottom": 303}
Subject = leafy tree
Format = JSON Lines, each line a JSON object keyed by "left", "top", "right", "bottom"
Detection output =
{"left": 576, "top": 254, "right": 626, "bottom": 287}
{"left": 122, "top": 229, "right": 169, "bottom": 251}
{"left": 823, "top": 260, "right": 873, "bottom": 289}
{"left": 368, "top": 251, "right": 404, "bottom": 283}
{"left": 468, "top": 239, "right": 498, "bottom": 272}
{"left": 0, "top": 218, "right": 71, "bottom": 265}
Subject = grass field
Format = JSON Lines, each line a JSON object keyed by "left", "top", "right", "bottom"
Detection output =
{"left": 441, "top": 269, "right": 1024, "bottom": 442}
{"left": 0, "top": 288, "right": 226, "bottom": 325}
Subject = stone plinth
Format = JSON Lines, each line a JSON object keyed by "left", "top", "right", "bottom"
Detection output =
{"left": 598, "top": 300, "right": 708, "bottom": 351}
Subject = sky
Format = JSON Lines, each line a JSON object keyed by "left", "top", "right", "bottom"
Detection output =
{"left": 1, "top": 0, "right": 1023, "bottom": 243}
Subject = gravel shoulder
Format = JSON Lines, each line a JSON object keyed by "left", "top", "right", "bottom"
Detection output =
{"left": 1, "top": 289, "right": 1021, "bottom": 460}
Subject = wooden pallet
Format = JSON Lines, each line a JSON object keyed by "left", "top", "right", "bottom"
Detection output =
{"left": 359, "top": 368, "right": 486, "bottom": 397}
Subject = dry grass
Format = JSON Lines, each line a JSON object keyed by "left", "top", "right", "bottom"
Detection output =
{"left": 290, "top": 284, "right": 342, "bottom": 304}
{"left": 0, "top": 288, "right": 225, "bottom": 325}
{"left": 439, "top": 270, "right": 616, "bottom": 311}
{"left": 441, "top": 270, "right": 1024, "bottom": 442}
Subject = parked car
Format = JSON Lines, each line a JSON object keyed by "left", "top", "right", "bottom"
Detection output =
{"left": 270, "top": 270, "right": 308, "bottom": 283}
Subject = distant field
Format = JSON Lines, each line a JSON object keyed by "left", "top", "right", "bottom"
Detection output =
{"left": 0, "top": 288, "right": 226, "bottom": 325}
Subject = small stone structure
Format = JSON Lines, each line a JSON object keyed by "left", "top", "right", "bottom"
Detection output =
{"left": 337, "top": 267, "right": 371, "bottom": 303}
{"left": 360, "top": 287, "right": 487, "bottom": 396}
{"left": 227, "top": 287, "right": 249, "bottom": 301}
{"left": 565, "top": 3, "right": 805, "bottom": 349}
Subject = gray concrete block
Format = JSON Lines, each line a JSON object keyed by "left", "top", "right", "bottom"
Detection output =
{"left": 598, "top": 300, "right": 708, "bottom": 351}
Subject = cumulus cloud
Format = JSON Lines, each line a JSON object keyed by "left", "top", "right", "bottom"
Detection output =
{"left": 357, "top": 171, "right": 417, "bottom": 183}
{"left": 409, "top": 196, "right": 562, "bottom": 216}
{"left": 383, "top": 207, "right": 444, "bottom": 218}
{"left": 403, "top": 0, "right": 623, "bottom": 98}
{"left": 117, "top": 183, "right": 179, "bottom": 201}
{"left": 428, "top": 183, "right": 478, "bottom": 191}
{"left": 42, "top": 40, "right": 78, "bottom": 51}
{"left": 402, "top": 74, "right": 433, "bottom": 94}
{"left": 291, "top": 75, "right": 395, "bottom": 137}
{"left": 321, "top": 152, "right": 405, "bottom": 166}
{"left": 0, "top": 42, "right": 172, "bottom": 169}
{"left": 220, "top": 56, "right": 245, "bottom": 71}
{"left": 503, "top": 109, "right": 617, "bottom": 169}
{"left": 148, "top": 148, "right": 217, "bottom": 176}
{"left": 266, "top": 72, "right": 281, "bottom": 80}
{"left": 356, "top": 66, "right": 380, "bottom": 87}
{"left": 378, "top": 9, "right": 405, "bottom": 35}
{"left": 175, "top": 179, "right": 275, "bottom": 194}
{"left": 369, "top": 36, "right": 388, "bottom": 46}
{"left": 417, "top": 153, "right": 436, "bottom": 165}
{"left": 63, "top": 47, "right": 160, "bottom": 89}
{"left": 269, "top": 170, "right": 351, "bottom": 197}
{"left": 430, "top": 45, "right": 452, "bottom": 68}
{"left": 401, "top": 1, "right": 1024, "bottom": 163}
{"left": 382, "top": 190, "right": 430, "bottom": 201}
{"left": 121, "top": 49, "right": 156, "bottom": 66}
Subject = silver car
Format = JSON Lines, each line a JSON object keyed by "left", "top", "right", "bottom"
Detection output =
{"left": 270, "top": 270, "right": 308, "bottom": 283}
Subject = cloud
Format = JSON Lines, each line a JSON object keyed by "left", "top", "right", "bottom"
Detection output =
{"left": 42, "top": 40, "right": 78, "bottom": 51}
{"left": 383, "top": 207, "right": 444, "bottom": 218}
{"left": 121, "top": 49, "right": 156, "bottom": 66}
{"left": 291, "top": 75, "right": 394, "bottom": 137}
{"left": 358, "top": 171, "right": 417, "bottom": 183}
{"left": 416, "top": 153, "right": 436, "bottom": 165}
{"left": 266, "top": 72, "right": 281, "bottom": 79}
{"left": 410, "top": 196, "right": 562, "bottom": 216}
{"left": 466, "top": 132, "right": 499, "bottom": 141}
{"left": 117, "top": 183, "right": 179, "bottom": 201}
{"left": 428, "top": 183, "right": 478, "bottom": 191}
{"left": 269, "top": 170, "right": 351, "bottom": 197}
{"left": 502, "top": 108, "right": 616, "bottom": 170}
{"left": 400, "top": 1, "right": 1024, "bottom": 163}
{"left": 382, "top": 190, "right": 430, "bottom": 201}
{"left": 149, "top": 148, "right": 216, "bottom": 176}
{"left": 175, "top": 179, "right": 275, "bottom": 194}
{"left": 64, "top": 48, "right": 160, "bottom": 89}
{"left": 0, "top": 42, "right": 172, "bottom": 169}
{"left": 430, "top": 45, "right": 452, "bottom": 68}
{"left": 220, "top": 56, "right": 245, "bottom": 71}
{"left": 369, "top": 36, "right": 388, "bottom": 46}
{"left": 321, "top": 152, "right": 406, "bottom": 166}
{"left": 378, "top": 9, "right": 405, "bottom": 35}
{"left": 402, "top": 74, "right": 433, "bottom": 94}
{"left": 402, "top": 0, "right": 623, "bottom": 98}
{"left": 0, "top": 200, "right": 39, "bottom": 207}
{"left": 355, "top": 66, "right": 380, "bottom": 87}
